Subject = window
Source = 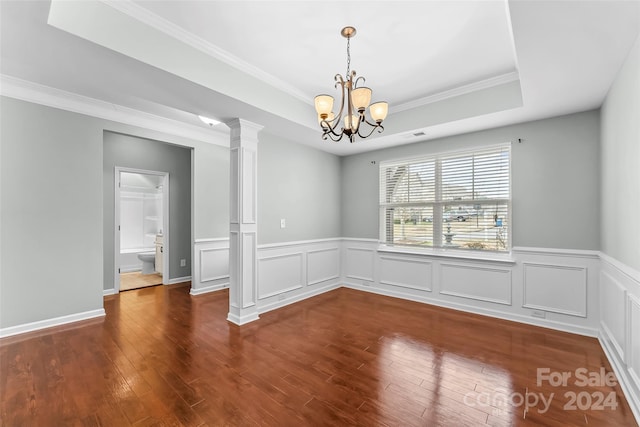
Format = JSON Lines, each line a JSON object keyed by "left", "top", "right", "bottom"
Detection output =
{"left": 380, "top": 144, "right": 510, "bottom": 251}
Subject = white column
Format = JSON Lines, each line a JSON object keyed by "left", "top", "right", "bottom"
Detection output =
{"left": 227, "top": 119, "right": 263, "bottom": 325}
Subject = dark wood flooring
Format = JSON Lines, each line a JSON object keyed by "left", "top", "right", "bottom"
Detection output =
{"left": 0, "top": 284, "right": 637, "bottom": 426}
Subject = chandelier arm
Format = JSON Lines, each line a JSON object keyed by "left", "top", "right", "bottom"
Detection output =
{"left": 331, "top": 75, "right": 347, "bottom": 132}
{"left": 323, "top": 130, "right": 344, "bottom": 142}
{"left": 320, "top": 114, "right": 340, "bottom": 129}
{"left": 356, "top": 122, "right": 385, "bottom": 139}
{"left": 323, "top": 122, "right": 347, "bottom": 140}
{"left": 353, "top": 75, "right": 365, "bottom": 89}
{"left": 362, "top": 118, "right": 383, "bottom": 128}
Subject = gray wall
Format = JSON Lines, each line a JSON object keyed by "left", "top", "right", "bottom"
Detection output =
{"left": 342, "top": 110, "right": 601, "bottom": 250}
{"left": 1, "top": 97, "right": 103, "bottom": 328}
{"left": 0, "top": 96, "right": 228, "bottom": 329}
{"left": 194, "top": 139, "right": 229, "bottom": 239}
{"left": 258, "top": 132, "right": 341, "bottom": 244}
{"left": 601, "top": 35, "right": 640, "bottom": 271}
{"left": 103, "top": 132, "right": 191, "bottom": 288}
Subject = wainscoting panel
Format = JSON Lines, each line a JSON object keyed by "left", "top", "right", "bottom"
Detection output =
{"left": 258, "top": 253, "right": 304, "bottom": 299}
{"left": 307, "top": 248, "right": 340, "bottom": 286}
{"left": 598, "top": 253, "right": 640, "bottom": 423}
{"left": 192, "top": 239, "right": 230, "bottom": 295}
{"left": 230, "top": 149, "right": 239, "bottom": 224}
{"left": 629, "top": 295, "right": 640, "bottom": 395}
{"left": 241, "top": 147, "right": 256, "bottom": 224}
{"left": 379, "top": 255, "right": 432, "bottom": 291}
{"left": 242, "top": 232, "right": 257, "bottom": 307}
{"left": 256, "top": 239, "right": 342, "bottom": 314}
{"left": 523, "top": 262, "right": 587, "bottom": 317}
{"left": 201, "top": 248, "right": 229, "bottom": 283}
{"left": 342, "top": 241, "right": 600, "bottom": 337}
{"left": 345, "top": 247, "right": 375, "bottom": 282}
{"left": 440, "top": 263, "right": 511, "bottom": 305}
{"left": 600, "top": 270, "right": 627, "bottom": 361}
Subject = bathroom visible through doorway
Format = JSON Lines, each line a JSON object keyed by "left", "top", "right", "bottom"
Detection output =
{"left": 114, "top": 167, "right": 169, "bottom": 292}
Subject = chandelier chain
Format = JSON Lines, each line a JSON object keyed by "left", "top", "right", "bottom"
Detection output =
{"left": 346, "top": 36, "right": 351, "bottom": 78}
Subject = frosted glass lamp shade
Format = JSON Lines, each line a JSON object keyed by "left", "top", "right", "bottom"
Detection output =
{"left": 351, "top": 87, "right": 372, "bottom": 112}
{"left": 370, "top": 101, "right": 388, "bottom": 122}
{"left": 344, "top": 114, "right": 360, "bottom": 131}
{"left": 314, "top": 95, "right": 334, "bottom": 116}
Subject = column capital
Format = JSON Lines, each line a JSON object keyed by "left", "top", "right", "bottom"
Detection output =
{"left": 226, "top": 118, "right": 264, "bottom": 138}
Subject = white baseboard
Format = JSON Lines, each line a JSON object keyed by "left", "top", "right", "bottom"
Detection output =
{"left": 599, "top": 328, "right": 640, "bottom": 424}
{"left": 227, "top": 311, "right": 260, "bottom": 325}
{"left": 342, "top": 282, "right": 598, "bottom": 337}
{"left": 258, "top": 282, "right": 341, "bottom": 315}
{"left": 190, "top": 282, "right": 229, "bottom": 296}
{"left": 103, "top": 288, "right": 117, "bottom": 296}
{"left": 167, "top": 276, "right": 191, "bottom": 285}
{"left": 0, "top": 309, "right": 106, "bottom": 338}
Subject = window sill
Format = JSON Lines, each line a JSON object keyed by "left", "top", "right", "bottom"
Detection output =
{"left": 377, "top": 244, "right": 516, "bottom": 265}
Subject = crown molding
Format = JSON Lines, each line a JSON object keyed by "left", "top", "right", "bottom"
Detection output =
{"left": 0, "top": 74, "right": 229, "bottom": 147}
{"left": 392, "top": 71, "right": 520, "bottom": 114}
{"left": 101, "top": 0, "right": 311, "bottom": 105}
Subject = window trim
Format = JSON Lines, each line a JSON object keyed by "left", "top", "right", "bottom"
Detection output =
{"left": 379, "top": 143, "right": 512, "bottom": 252}
{"left": 377, "top": 243, "right": 516, "bottom": 265}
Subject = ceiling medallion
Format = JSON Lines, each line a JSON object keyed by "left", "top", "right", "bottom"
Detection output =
{"left": 314, "top": 26, "right": 388, "bottom": 143}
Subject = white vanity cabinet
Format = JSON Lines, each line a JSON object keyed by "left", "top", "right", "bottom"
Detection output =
{"left": 155, "top": 234, "right": 164, "bottom": 274}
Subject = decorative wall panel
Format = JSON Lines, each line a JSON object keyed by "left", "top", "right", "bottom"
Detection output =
{"left": 440, "top": 263, "right": 511, "bottom": 305}
{"left": 523, "top": 263, "right": 587, "bottom": 317}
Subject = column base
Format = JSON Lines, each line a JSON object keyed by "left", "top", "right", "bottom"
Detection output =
{"left": 226, "top": 308, "right": 260, "bottom": 326}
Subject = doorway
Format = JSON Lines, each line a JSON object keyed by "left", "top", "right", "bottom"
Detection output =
{"left": 114, "top": 167, "right": 169, "bottom": 292}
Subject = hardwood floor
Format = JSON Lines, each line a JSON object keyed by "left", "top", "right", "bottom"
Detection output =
{"left": 120, "top": 272, "right": 163, "bottom": 291}
{"left": 1, "top": 284, "right": 637, "bottom": 426}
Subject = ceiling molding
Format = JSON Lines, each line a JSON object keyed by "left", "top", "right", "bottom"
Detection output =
{"left": 391, "top": 71, "right": 520, "bottom": 114}
{"left": 503, "top": 0, "right": 522, "bottom": 77}
{"left": 101, "top": 0, "right": 311, "bottom": 105}
{"left": 0, "top": 74, "right": 229, "bottom": 147}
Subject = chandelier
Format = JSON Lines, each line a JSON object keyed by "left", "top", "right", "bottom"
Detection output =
{"left": 314, "top": 26, "right": 388, "bottom": 143}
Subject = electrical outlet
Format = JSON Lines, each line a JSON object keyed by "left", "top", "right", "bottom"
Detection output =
{"left": 532, "top": 310, "right": 546, "bottom": 319}
{"left": 180, "top": 259, "right": 186, "bottom": 267}
{"left": 280, "top": 218, "right": 286, "bottom": 228}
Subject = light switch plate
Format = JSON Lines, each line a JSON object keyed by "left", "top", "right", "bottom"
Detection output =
{"left": 280, "top": 218, "right": 286, "bottom": 228}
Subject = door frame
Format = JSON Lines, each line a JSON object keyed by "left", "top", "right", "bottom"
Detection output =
{"left": 114, "top": 167, "right": 170, "bottom": 292}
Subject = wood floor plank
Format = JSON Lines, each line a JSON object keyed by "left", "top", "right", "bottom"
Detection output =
{"left": 1, "top": 285, "right": 637, "bottom": 426}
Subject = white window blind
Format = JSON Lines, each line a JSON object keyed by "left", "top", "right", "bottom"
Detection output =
{"left": 380, "top": 144, "right": 511, "bottom": 251}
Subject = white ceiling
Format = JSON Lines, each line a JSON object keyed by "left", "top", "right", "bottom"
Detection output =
{"left": 1, "top": 0, "right": 639, "bottom": 156}
{"left": 131, "top": 0, "right": 518, "bottom": 107}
